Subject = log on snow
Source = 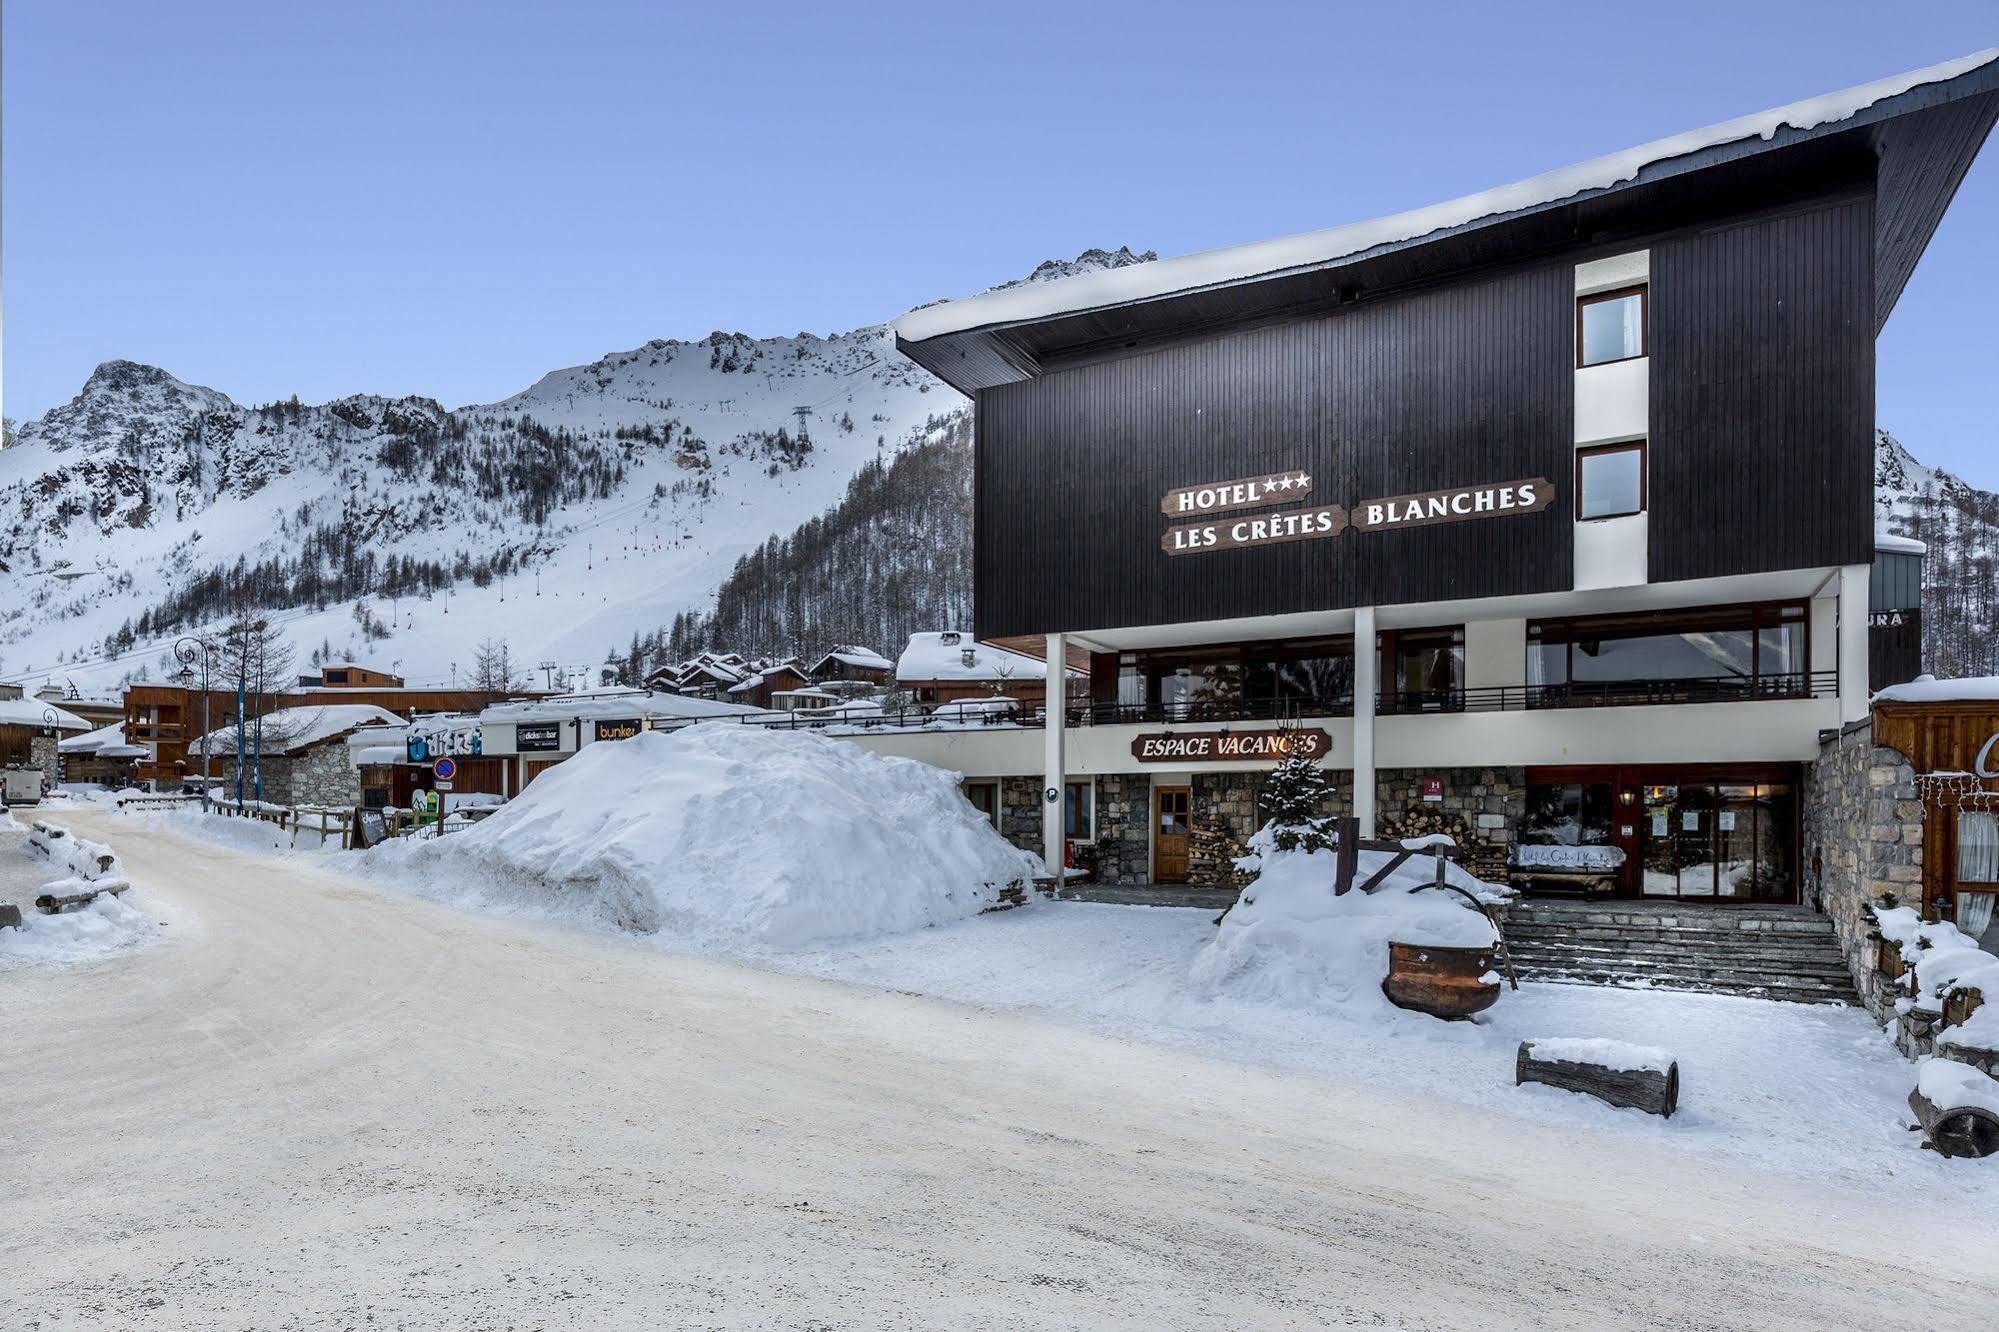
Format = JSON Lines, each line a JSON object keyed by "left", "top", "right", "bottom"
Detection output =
{"left": 34, "top": 879, "right": 133, "bottom": 914}
{"left": 1908, "top": 1087, "right": 1999, "bottom": 1159}
{"left": 0, "top": 903, "right": 21, "bottom": 930}
{"left": 1515, "top": 1041, "right": 1679, "bottom": 1118}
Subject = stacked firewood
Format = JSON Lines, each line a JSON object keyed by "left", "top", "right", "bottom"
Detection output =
{"left": 1188, "top": 816, "right": 1248, "bottom": 887}
{"left": 1379, "top": 808, "right": 1508, "bottom": 883}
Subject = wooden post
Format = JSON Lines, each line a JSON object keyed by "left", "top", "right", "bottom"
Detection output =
{"left": 1333, "top": 815, "right": 1359, "bottom": 895}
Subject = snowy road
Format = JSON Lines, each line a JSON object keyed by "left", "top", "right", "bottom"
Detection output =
{"left": 4, "top": 811, "right": 1995, "bottom": 1330}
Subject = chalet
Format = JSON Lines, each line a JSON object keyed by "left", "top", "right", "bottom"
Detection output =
{"left": 302, "top": 661, "right": 405, "bottom": 689}
{"left": 806, "top": 645, "right": 894, "bottom": 688}
{"left": 0, "top": 697, "right": 90, "bottom": 803}
{"left": 726, "top": 660, "right": 814, "bottom": 709}
{"left": 191, "top": 703, "right": 405, "bottom": 807}
{"left": 57, "top": 721, "right": 151, "bottom": 788}
{"left": 477, "top": 687, "right": 765, "bottom": 789}
{"left": 841, "top": 51, "right": 1999, "bottom": 929}
{"left": 895, "top": 632, "right": 1083, "bottom": 709}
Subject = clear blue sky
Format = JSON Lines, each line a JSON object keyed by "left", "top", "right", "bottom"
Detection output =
{"left": 5, "top": 2, "right": 1995, "bottom": 484}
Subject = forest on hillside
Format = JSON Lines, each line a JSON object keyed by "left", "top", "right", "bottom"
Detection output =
{"left": 605, "top": 410, "right": 974, "bottom": 680}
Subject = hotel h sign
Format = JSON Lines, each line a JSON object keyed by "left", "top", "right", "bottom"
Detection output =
{"left": 1161, "top": 469, "right": 1554, "bottom": 556}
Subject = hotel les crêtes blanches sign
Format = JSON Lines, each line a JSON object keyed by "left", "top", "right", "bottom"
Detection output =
{"left": 1160, "top": 469, "right": 1555, "bottom": 555}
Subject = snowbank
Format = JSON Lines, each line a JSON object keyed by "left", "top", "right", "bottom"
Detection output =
{"left": 358, "top": 723, "right": 1041, "bottom": 947}
{"left": 1871, "top": 673, "right": 1999, "bottom": 704}
{"left": 1524, "top": 1037, "right": 1673, "bottom": 1074}
{"left": 0, "top": 889, "right": 157, "bottom": 967}
{"left": 1917, "top": 1058, "right": 1999, "bottom": 1117}
{"left": 1190, "top": 825, "right": 1507, "bottom": 1013}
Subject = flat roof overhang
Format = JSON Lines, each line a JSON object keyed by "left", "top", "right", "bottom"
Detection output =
{"left": 900, "top": 62, "right": 1999, "bottom": 394}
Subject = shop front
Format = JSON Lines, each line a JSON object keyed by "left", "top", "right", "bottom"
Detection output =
{"left": 1520, "top": 764, "right": 1801, "bottom": 902}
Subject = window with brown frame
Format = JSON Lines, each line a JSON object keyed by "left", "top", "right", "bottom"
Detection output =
{"left": 1576, "top": 441, "right": 1646, "bottom": 520}
{"left": 1577, "top": 284, "right": 1647, "bottom": 367}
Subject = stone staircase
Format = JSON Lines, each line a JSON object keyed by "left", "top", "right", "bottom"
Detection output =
{"left": 1500, "top": 899, "right": 1860, "bottom": 1005}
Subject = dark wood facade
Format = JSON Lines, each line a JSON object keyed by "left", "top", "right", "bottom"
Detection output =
{"left": 1647, "top": 188, "right": 1876, "bottom": 583}
{"left": 975, "top": 262, "right": 1576, "bottom": 637}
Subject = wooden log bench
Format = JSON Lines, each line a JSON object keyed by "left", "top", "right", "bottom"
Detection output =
{"left": 34, "top": 878, "right": 134, "bottom": 914}
{"left": 1516, "top": 1038, "right": 1679, "bottom": 1117}
{"left": 1909, "top": 1061, "right": 1999, "bottom": 1158}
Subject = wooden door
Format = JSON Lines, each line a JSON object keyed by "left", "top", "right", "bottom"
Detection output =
{"left": 1154, "top": 786, "right": 1192, "bottom": 883}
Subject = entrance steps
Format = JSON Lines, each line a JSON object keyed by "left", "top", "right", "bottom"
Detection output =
{"left": 1501, "top": 899, "right": 1859, "bottom": 1005}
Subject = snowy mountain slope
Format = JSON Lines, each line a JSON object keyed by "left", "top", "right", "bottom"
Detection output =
{"left": 0, "top": 249, "right": 1154, "bottom": 692}
{"left": 1874, "top": 429, "right": 1999, "bottom": 676}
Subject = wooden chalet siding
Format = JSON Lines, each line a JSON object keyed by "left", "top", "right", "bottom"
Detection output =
{"left": 1648, "top": 189, "right": 1876, "bottom": 584}
{"left": 974, "top": 262, "right": 1574, "bottom": 638}
{"left": 1872, "top": 700, "right": 1999, "bottom": 914}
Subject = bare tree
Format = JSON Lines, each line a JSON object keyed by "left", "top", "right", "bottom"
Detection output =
{"left": 470, "top": 638, "right": 525, "bottom": 693}
{"left": 216, "top": 618, "right": 297, "bottom": 804}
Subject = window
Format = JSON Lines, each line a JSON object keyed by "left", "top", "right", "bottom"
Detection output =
{"left": 1577, "top": 285, "right": 1647, "bottom": 367}
{"left": 1576, "top": 442, "right": 1645, "bottom": 520}
{"left": 1521, "top": 783, "right": 1615, "bottom": 846}
{"left": 1961, "top": 811, "right": 1999, "bottom": 884}
{"left": 1064, "top": 780, "right": 1094, "bottom": 840}
{"left": 964, "top": 781, "right": 1000, "bottom": 830}
{"left": 1381, "top": 626, "right": 1465, "bottom": 710}
{"left": 1526, "top": 602, "right": 1810, "bottom": 704}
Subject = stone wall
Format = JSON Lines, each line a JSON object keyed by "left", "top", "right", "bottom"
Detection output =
{"left": 1805, "top": 719, "right": 1924, "bottom": 1021}
{"left": 1376, "top": 767, "right": 1526, "bottom": 882}
{"left": 1092, "top": 773, "right": 1151, "bottom": 884}
{"left": 31, "top": 735, "right": 60, "bottom": 789}
{"left": 215, "top": 744, "right": 362, "bottom": 809}
{"left": 997, "top": 776, "right": 1044, "bottom": 857}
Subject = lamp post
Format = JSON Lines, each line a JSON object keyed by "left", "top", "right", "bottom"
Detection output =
{"left": 41, "top": 707, "right": 61, "bottom": 793}
{"left": 174, "top": 636, "right": 216, "bottom": 802}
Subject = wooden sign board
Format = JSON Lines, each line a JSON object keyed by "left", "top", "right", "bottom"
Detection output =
{"left": 1163, "top": 505, "right": 1347, "bottom": 556}
{"left": 1352, "top": 478, "right": 1555, "bottom": 532}
{"left": 1160, "top": 470, "right": 1313, "bottom": 517}
{"left": 1130, "top": 727, "right": 1332, "bottom": 763}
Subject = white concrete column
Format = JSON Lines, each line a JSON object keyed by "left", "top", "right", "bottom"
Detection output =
{"left": 1043, "top": 632, "right": 1068, "bottom": 877}
{"left": 1352, "top": 606, "right": 1377, "bottom": 837}
{"left": 1837, "top": 562, "right": 1870, "bottom": 723}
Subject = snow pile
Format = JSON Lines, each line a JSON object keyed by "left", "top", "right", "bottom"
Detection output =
{"left": 0, "top": 889, "right": 157, "bottom": 966}
{"left": 1917, "top": 1058, "right": 1999, "bottom": 1117}
{"left": 360, "top": 723, "right": 1041, "bottom": 947}
{"left": 1190, "top": 824, "right": 1508, "bottom": 1013}
{"left": 1872, "top": 673, "right": 1999, "bottom": 704}
{"left": 1523, "top": 1037, "right": 1673, "bottom": 1073}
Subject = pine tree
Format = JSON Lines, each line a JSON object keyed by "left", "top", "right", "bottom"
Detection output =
{"left": 1260, "top": 749, "right": 1336, "bottom": 853}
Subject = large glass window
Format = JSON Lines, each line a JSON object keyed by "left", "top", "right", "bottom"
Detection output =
{"left": 1641, "top": 781, "right": 1795, "bottom": 901}
{"left": 1143, "top": 637, "right": 1353, "bottom": 720}
{"left": 1578, "top": 286, "right": 1647, "bottom": 367}
{"left": 1384, "top": 627, "right": 1465, "bottom": 710}
{"left": 1527, "top": 602, "right": 1810, "bottom": 705}
{"left": 1576, "top": 442, "right": 1645, "bottom": 520}
{"left": 1961, "top": 811, "right": 1999, "bottom": 884}
{"left": 1522, "top": 783, "right": 1615, "bottom": 846}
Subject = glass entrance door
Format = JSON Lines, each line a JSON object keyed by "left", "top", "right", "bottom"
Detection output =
{"left": 1640, "top": 781, "right": 1795, "bottom": 901}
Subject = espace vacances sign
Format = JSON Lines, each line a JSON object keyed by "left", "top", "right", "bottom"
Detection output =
{"left": 1162, "top": 469, "right": 1554, "bottom": 556}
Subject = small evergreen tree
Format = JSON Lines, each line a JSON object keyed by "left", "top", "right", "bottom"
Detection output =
{"left": 1260, "top": 748, "right": 1336, "bottom": 853}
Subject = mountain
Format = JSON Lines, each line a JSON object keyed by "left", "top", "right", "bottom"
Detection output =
{"left": 1874, "top": 429, "right": 1999, "bottom": 676}
{"left": 0, "top": 249, "right": 1154, "bottom": 692}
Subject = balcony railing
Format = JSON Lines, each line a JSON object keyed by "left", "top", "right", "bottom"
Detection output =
{"left": 709, "top": 671, "right": 1837, "bottom": 736}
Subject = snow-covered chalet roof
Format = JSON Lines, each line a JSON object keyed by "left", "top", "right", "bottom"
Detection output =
{"left": 59, "top": 720, "right": 137, "bottom": 754}
{"left": 897, "top": 633, "right": 1053, "bottom": 683}
{"left": 808, "top": 646, "right": 893, "bottom": 674}
{"left": 0, "top": 698, "right": 91, "bottom": 732}
{"left": 1872, "top": 674, "right": 1999, "bottom": 705}
{"left": 895, "top": 49, "right": 1999, "bottom": 384}
{"left": 480, "top": 687, "right": 765, "bottom": 726}
{"left": 191, "top": 704, "right": 406, "bottom": 757}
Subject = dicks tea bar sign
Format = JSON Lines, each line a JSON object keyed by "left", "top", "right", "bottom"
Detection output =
{"left": 1130, "top": 727, "right": 1332, "bottom": 763}
{"left": 1159, "top": 468, "right": 1554, "bottom": 557}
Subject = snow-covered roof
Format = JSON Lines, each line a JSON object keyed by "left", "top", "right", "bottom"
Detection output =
{"left": 808, "top": 645, "right": 893, "bottom": 673}
{"left": 1873, "top": 531, "right": 1927, "bottom": 555}
{"left": 1872, "top": 674, "right": 1999, "bottom": 705}
{"left": 480, "top": 687, "right": 765, "bottom": 726}
{"left": 895, "top": 49, "right": 1999, "bottom": 346}
{"left": 897, "top": 633, "right": 1052, "bottom": 683}
{"left": 191, "top": 704, "right": 406, "bottom": 757}
{"left": 0, "top": 698, "right": 91, "bottom": 732}
{"left": 318, "top": 659, "right": 396, "bottom": 674}
{"left": 58, "top": 721, "right": 133, "bottom": 754}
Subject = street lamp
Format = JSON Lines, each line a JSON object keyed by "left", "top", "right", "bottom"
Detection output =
{"left": 174, "top": 636, "right": 216, "bottom": 802}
